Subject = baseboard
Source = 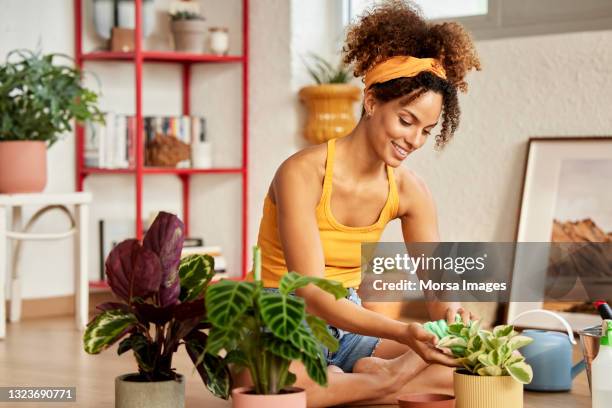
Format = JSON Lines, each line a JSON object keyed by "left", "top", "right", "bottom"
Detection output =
{"left": 5, "top": 291, "right": 115, "bottom": 320}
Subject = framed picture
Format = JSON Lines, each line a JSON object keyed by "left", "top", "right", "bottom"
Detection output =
{"left": 506, "top": 136, "right": 612, "bottom": 331}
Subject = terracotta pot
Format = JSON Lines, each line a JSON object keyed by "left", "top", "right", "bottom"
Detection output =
{"left": 298, "top": 84, "right": 361, "bottom": 144}
{"left": 171, "top": 20, "right": 206, "bottom": 53}
{"left": 231, "top": 386, "right": 306, "bottom": 408}
{"left": 397, "top": 393, "right": 455, "bottom": 408}
{"left": 115, "top": 373, "right": 184, "bottom": 408}
{"left": 0, "top": 141, "right": 47, "bottom": 193}
{"left": 453, "top": 371, "right": 523, "bottom": 408}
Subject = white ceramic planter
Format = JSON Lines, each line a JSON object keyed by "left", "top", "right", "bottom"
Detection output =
{"left": 231, "top": 386, "right": 306, "bottom": 408}
{"left": 115, "top": 373, "right": 184, "bottom": 408}
{"left": 454, "top": 371, "right": 523, "bottom": 408}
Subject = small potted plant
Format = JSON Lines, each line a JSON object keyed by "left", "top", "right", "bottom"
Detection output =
{"left": 298, "top": 52, "right": 360, "bottom": 144}
{"left": 169, "top": 10, "right": 206, "bottom": 53}
{"left": 427, "top": 319, "right": 534, "bottom": 408}
{"left": 0, "top": 50, "right": 103, "bottom": 193}
{"left": 83, "top": 212, "right": 231, "bottom": 408}
{"left": 203, "top": 247, "right": 347, "bottom": 407}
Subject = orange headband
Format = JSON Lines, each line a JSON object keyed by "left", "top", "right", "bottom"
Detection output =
{"left": 363, "top": 56, "right": 447, "bottom": 91}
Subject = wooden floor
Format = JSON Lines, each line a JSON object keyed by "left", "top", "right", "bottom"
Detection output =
{"left": 0, "top": 317, "right": 592, "bottom": 407}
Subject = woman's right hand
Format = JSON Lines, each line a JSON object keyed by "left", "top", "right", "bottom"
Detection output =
{"left": 399, "top": 322, "right": 460, "bottom": 367}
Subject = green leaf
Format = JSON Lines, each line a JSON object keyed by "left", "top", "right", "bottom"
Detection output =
{"left": 438, "top": 335, "right": 467, "bottom": 349}
{"left": 130, "top": 333, "right": 154, "bottom": 373}
{"left": 448, "top": 322, "right": 465, "bottom": 335}
{"left": 206, "top": 280, "right": 256, "bottom": 328}
{"left": 117, "top": 336, "right": 133, "bottom": 355}
{"left": 179, "top": 254, "right": 215, "bottom": 302}
{"left": 205, "top": 326, "right": 241, "bottom": 355}
{"left": 505, "top": 353, "right": 525, "bottom": 366}
{"left": 469, "top": 320, "right": 481, "bottom": 337}
{"left": 477, "top": 365, "right": 503, "bottom": 376}
{"left": 507, "top": 362, "right": 533, "bottom": 384}
{"left": 306, "top": 314, "right": 339, "bottom": 352}
{"left": 262, "top": 334, "right": 302, "bottom": 361}
{"left": 301, "top": 351, "right": 328, "bottom": 386}
{"left": 258, "top": 292, "right": 305, "bottom": 340}
{"left": 507, "top": 335, "right": 534, "bottom": 352}
{"left": 478, "top": 353, "right": 492, "bottom": 367}
{"left": 493, "top": 325, "right": 514, "bottom": 338}
{"left": 280, "top": 272, "right": 347, "bottom": 299}
{"left": 83, "top": 309, "right": 137, "bottom": 354}
{"left": 467, "top": 334, "right": 483, "bottom": 352}
{"left": 201, "top": 353, "right": 231, "bottom": 399}
{"left": 185, "top": 334, "right": 231, "bottom": 400}
{"left": 289, "top": 325, "right": 322, "bottom": 359}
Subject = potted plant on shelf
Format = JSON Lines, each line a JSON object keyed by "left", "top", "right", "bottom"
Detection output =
{"left": 427, "top": 318, "right": 534, "bottom": 408}
{"left": 83, "top": 211, "right": 231, "bottom": 408}
{"left": 169, "top": 10, "right": 207, "bottom": 53}
{"left": 202, "top": 247, "right": 348, "bottom": 407}
{"left": 298, "top": 52, "right": 360, "bottom": 144}
{"left": 0, "top": 50, "right": 103, "bottom": 193}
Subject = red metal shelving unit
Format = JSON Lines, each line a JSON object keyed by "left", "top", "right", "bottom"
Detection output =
{"left": 73, "top": 0, "right": 249, "bottom": 287}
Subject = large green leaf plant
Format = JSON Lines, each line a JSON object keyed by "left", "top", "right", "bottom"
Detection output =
{"left": 203, "top": 249, "right": 348, "bottom": 395}
{"left": 0, "top": 49, "right": 104, "bottom": 147}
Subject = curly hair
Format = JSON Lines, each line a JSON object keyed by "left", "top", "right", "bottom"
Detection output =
{"left": 342, "top": 0, "right": 481, "bottom": 148}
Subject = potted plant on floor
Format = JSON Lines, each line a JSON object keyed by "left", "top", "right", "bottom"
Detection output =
{"left": 202, "top": 247, "right": 347, "bottom": 407}
{"left": 299, "top": 53, "right": 360, "bottom": 144}
{"left": 169, "top": 10, "right": 207, "bottom": 53}
{"left": 428, "top": 319, "right": 534, "bottom": 408}
{"left": 0, "top": 50, "right": 103, "bottom": 193}
{"left": 83, "top": 211, "right": 231, "bottom": 408}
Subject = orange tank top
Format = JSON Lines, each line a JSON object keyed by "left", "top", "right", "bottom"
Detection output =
{"left": 255, "top": 137, "right": 400, "bottom": 288}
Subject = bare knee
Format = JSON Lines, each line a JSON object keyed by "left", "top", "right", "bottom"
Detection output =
{"left": 425, "top": 364, "right": 454, "bottom": 394}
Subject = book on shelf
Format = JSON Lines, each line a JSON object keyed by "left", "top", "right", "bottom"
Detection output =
{"left": 85, "top": 113, "right": 208, "bottom": 170}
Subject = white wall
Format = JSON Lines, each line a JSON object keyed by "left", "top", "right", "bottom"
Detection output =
{"left": 382, "top": 29, "right": 612, "bottom": 243}
{"left": 2, "top": 0, "right": 611, "bottom": 299}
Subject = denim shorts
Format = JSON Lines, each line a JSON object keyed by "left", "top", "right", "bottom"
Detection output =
{"left": 262, "top": 287, "right": 380, "bottom": 373}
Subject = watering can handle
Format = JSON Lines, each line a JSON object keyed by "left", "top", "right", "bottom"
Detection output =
{"left": 510, "top": 309, "right": 577, "bottom": 345}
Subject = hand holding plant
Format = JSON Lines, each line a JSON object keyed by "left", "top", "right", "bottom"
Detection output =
{"left": 426, "top": 318, "right": 534, "bottom": 384}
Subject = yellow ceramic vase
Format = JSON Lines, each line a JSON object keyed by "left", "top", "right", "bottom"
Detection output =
{"left": 453, "top": 371, "right": 523, "bottom": 408}
{"left": 298, "top": 84, "right": 361, "bottom": 144}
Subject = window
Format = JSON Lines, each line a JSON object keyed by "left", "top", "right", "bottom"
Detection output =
{"left": 344, "top": 0, "right": 489, "bottom": 25}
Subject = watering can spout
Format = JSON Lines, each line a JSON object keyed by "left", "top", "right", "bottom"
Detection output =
{"left": 571, "top": 360, "right": 586, "bottom": 379}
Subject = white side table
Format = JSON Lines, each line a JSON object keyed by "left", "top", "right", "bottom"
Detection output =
{"left": 0, "top": 192, "right": 92, "bottom": 339}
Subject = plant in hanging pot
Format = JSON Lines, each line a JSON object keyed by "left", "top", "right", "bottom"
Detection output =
{"left": 428, "top": 319, "right": 534, "bottom": 408}
{"left": 83, "top": 211, "right": 232, "bottom": 408}
{"left": 0, "top": 50, "right": 103, "bottom": 193}
{"left": 202, "top": 249, "right": 348, "bottom": 407}
{"left": 169, "top": 10, "right": 207, "bottom": 53}
{"left": 298, "top": 53, "right": 360, "bottom": 144}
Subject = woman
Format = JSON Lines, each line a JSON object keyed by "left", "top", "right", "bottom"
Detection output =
{"left": 244, "top": 1, "right": 481, "bottom": 406}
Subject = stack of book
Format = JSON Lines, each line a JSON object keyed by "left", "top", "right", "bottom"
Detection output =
{"left": 84, "top": 113, "right": 207, "bottom": 169}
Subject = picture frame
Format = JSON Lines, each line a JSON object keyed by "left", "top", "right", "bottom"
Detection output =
{"left": 506, "top": 136, "right": 612, "bottom": 331}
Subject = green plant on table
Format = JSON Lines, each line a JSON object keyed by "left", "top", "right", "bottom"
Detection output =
{"left": 302, "top": 52, "right": 352, "bottom": 84}
{"left": 83, "top": 211, "right": 231, "bottom": 398}
{"left": 202, "top": 247, "right": 348, "bottom": 395}
{"left": 0, "top": 49, "right": 104, "bottom": 147}
{"left": 425, "top": 318, "right": 534, "bottom": 384}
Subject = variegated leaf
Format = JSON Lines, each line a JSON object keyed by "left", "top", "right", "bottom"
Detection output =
{"left": 83, "top": 309, "right": 137, "bottom": 354}
{"left": 206, "top": 280, "right": 255, "bottom": 328}
{"left": 258, "top": 292, "right": 305, "bottom": 340}
{"left": 507, "top": 361, "right": 533, "bottom": 384}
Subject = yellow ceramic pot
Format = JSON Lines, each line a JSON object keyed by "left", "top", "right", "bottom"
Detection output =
{"left": 298, "top": 84, "right": 361, "bottom": 144}
{"left": 453, "top": 371, "right": 523, "bottom": 408}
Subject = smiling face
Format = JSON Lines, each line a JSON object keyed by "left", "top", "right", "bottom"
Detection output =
{"left": 363, "top": 89, "right": 443, "bottom": 166}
